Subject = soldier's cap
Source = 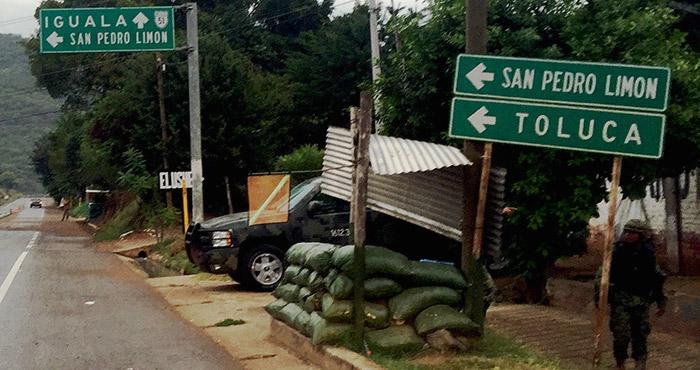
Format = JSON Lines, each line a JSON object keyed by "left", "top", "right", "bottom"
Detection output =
{"left": 623, "top": 219, "right": 652, "bottom": 238}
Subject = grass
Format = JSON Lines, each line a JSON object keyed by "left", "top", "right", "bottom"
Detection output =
{"left": 69, "top": 202, "right": 87, "bottom": 217}
{"left": 153, "top": 238, "right": 200, "bottom": 275}
{"left": 371, "top": 330, "right": 565, "bottom": 370}
{"left": 94, "top": 199, "right": 140, "bottom": 241}
{"left": 214, "top": 318, "right": 246, "bottom": 327}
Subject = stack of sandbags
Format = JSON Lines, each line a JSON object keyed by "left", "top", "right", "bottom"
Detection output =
{"left": 265, "top": 243, "right": 480, "bottom": 357}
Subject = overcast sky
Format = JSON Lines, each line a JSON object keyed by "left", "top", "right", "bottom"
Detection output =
{"left": 0, "top": 0, "right": 427, "bottom": 38}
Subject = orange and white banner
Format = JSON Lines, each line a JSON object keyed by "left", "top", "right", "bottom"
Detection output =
{"left": 247, "top": 174, "right": 290, "bottom": 226}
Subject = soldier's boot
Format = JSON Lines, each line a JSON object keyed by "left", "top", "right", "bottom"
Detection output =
{"left": 634, "top": 355, "right": 647, "bottom": 370}
{"left": 615, "top": 358, "right": 625, "bottom": 370}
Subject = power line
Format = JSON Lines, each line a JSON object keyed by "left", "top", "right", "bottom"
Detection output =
{"left": 0, "top": 110, "right": 61, "bottom": 124}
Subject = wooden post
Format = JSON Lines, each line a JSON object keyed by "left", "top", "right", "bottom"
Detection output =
{"left": 461, "top": 0, "right": 489, "bottom": 267}
{"left": 351, "top": 91, "right": 372, "bottom": 351}
{"left": 460, "top": 0, "right": 490, "bottom": 334}
{"left": 472, "top": 142, "right": 493, "bottom": 259}
{"left": 182, "top": 178, "right": 189, "bottom": 233}
{"left": 224, "top": 175, "right": 234, "bottom": 214}
{"left": 593, "top": 156, "right": 623, "bottom": 366}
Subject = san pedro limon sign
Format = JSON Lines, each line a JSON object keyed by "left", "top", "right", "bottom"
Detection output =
{"left": 449, "top": 97, "right": 665, "bottom": 158}
{"left": 454, "top": 55, "right": 670, "bottom": 112}
{"left": 40, "top": 7, "right": 175, "bottom": 53}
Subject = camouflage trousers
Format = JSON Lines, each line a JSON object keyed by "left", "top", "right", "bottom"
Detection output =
{"left": 609, "top": 298, "right": 651, "bottom": 361}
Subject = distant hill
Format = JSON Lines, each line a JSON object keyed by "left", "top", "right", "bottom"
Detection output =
{"left": 0, "top": 33, "right": 61, "bottom": 193}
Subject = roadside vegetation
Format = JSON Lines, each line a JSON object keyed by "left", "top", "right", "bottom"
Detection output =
{"left": 152, "top": 238, "right": 199, "bottom": 275}
{"left": 372, "top": 330, "right": 564, "bottom": 370}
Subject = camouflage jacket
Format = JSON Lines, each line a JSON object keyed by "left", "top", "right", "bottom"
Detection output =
{"left": 594, "top": 240, "right": 666, "bottom": 307}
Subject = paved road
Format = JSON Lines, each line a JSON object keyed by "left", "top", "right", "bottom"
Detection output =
{"left": 0, "top": 203, "right": 243, "bottom": 370}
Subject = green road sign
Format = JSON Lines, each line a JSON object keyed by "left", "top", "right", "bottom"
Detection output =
{"left": 454, "top": 55, "right": 670, "bottom": 112}
{"left": 449, "top": 97, "right": 665, "bottom": 158}
{"left": 40, "top": 7, "right": 175, "bottom": 53}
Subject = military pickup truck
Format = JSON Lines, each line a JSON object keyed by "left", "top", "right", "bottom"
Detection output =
{"left": 185, "top": 177, "right": 460, "bottom": 290}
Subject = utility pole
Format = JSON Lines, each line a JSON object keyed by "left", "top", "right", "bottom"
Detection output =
{"left": 186, "top": 3, "right": 204, "bottom": 223}
{"left": 156, "top": 51, "right": 173, "bottom": 208}
{"left": 368, "top": 0, "right": 383, "bottom": 133}
{"left": 461, "top": 0, "right": 489, "bottom": 334}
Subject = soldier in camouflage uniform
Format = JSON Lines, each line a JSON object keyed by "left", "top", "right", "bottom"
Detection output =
{"left": 596, "top": 219, "right": 666, "bottom": 370}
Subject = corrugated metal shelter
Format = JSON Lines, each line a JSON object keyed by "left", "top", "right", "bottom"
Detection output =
{"left": 321, "top": 126, "right": 472, "bottom": 241}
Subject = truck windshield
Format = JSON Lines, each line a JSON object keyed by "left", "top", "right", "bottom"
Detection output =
{"left": 288, "top": 178, "right": 318, "bottom": 210}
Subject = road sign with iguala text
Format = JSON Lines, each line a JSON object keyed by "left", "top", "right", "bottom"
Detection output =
{"left": 40, "top": 7, "right": 175, "bottom": 53}
{"left": 454, "top": 55, "right": 670, "bottom": 112}
{"left": 449, "top": 97, "right": 665, "bottom": 158}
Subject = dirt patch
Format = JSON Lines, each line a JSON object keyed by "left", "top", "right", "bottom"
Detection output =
{"left": 148, "top": 275, "right": 314, "bottom": 370}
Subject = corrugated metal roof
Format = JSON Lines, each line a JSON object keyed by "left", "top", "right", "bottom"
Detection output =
{"left": 368, "top": 131, "right": 471, "bottom": 175}
{"left": 322, "top": 127, "right": 467, "bottom": 240}
{"left": 322, "top": 126, "right": 506, "bottom": 243}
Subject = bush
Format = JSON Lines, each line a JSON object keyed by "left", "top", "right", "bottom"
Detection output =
{"left": 274, "top": 145, "right": 324, "bottom": 184}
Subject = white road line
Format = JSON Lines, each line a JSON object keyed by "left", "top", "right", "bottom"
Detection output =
{"left": 0, "top": 251, "right": 29, "bottom": 306}
{"left": 26, "top": 232, "right": 41, "bottom": 249}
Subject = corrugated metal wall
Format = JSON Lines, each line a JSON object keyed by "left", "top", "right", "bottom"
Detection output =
{"left": 322, "top": 126, "right": 466, "bottom": 240}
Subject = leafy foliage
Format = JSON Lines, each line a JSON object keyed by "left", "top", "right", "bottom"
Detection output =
{"left": 274, "top": 145, "right": 325, "bottom": 183}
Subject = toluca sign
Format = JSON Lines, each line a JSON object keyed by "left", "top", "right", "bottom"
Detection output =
{"left": 449, "top": 97, "right": 665, "bottom": 158}
{"left": 454, "top": 55, "right": 670, "bottom": 112}
{"left": 40, "top": 7, "right": 175, "bottom": 53}
{"left": 159, "top": 171, "right": 193, "bottom": 189}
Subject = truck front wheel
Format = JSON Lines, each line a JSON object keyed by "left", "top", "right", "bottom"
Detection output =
{"left": 239, "top": 244, "right": 285, "bottom": 291}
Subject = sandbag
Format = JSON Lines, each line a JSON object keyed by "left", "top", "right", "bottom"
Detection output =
{"left": 292, "top": 268, "right": 311, "bottom": 287}
{"left": 323, "top": 269, "right": 339, "bottom": 290}
{"left": 388, "top": 287, "right": 462, "bottom": 320}
{"left": 329, "top": 274, "right": 354, "bottom": 299}
{"left": 304, "top": 312, "right": 325, "bottom": 338}
{"left": 322, "top": 299, "right": 353, "bottom": 323}
{"left": 365, "top": 277, "right": 403, "bottom": 301}
{"left": 304, "top": 243, "right": 336, "bottom": 274}
{"left": 364, "top": 302, "right": 389, "bottom": 329}
{"left": 321, "top": 293, "right": 335, "bottom": 312}
{"left": 287, "top": 243, "right": 318, "bottom": 265}
{"left": 279, "top": 302, "right": 305, "bottom": 326}
{"left": 298, "top": 287, "right": 312, "bottom": 303}
{"left": 330, "top": 245, "right": 355, "bottom": 268}
{"left": 406, "top": 261, "right": 468, "bottom": 290}
{"left": 337, "top": 245, "right": 412, "bottom": 279}
{"left": 365, "top": 325, "right": 425, "bottom": 357}
{"left": 280, "top": 265, "right": 302, "bottom": 284}
{"left": 303, "top": 292, "right": 323, "bottom": 313}
{"left": 321, "top": 298, "right": 388, "bottom": 329}
{"left": 264, "top": 299, "right": 288, "bottom": 320}
{"left": 293, "top": 310, "right": 312, "bottom": 335}
{"left": 415, "top": 304, "right": 480, "bottom": 336}
{"left": 312, "top": 321, "right": 354, "bottom": 346}
{"left": 308, "top": 271, "right": 324, "bottom": 292}
{"left": 273, "top": 283, "right": 300, "bottom": 303}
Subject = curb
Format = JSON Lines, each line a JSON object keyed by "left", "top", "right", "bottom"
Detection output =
{"left": 268, "top": 318, "right": 384, "bottom": 370}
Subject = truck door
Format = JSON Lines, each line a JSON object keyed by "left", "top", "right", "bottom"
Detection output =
{"left": 301, "top": 192, "right": 351, "bottom": 244}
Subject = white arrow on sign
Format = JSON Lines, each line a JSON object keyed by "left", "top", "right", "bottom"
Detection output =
{"left": 466, "top": 62, "right": 494, "bottom": 90}
{"left": 468, "top": 106, "right": 496, "bottom": 134}
{"left": 46, "top": 31, "right": 63, "bottom": 48}
{"left": 133, "top": 12, "right": 149, "bottom": 29}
